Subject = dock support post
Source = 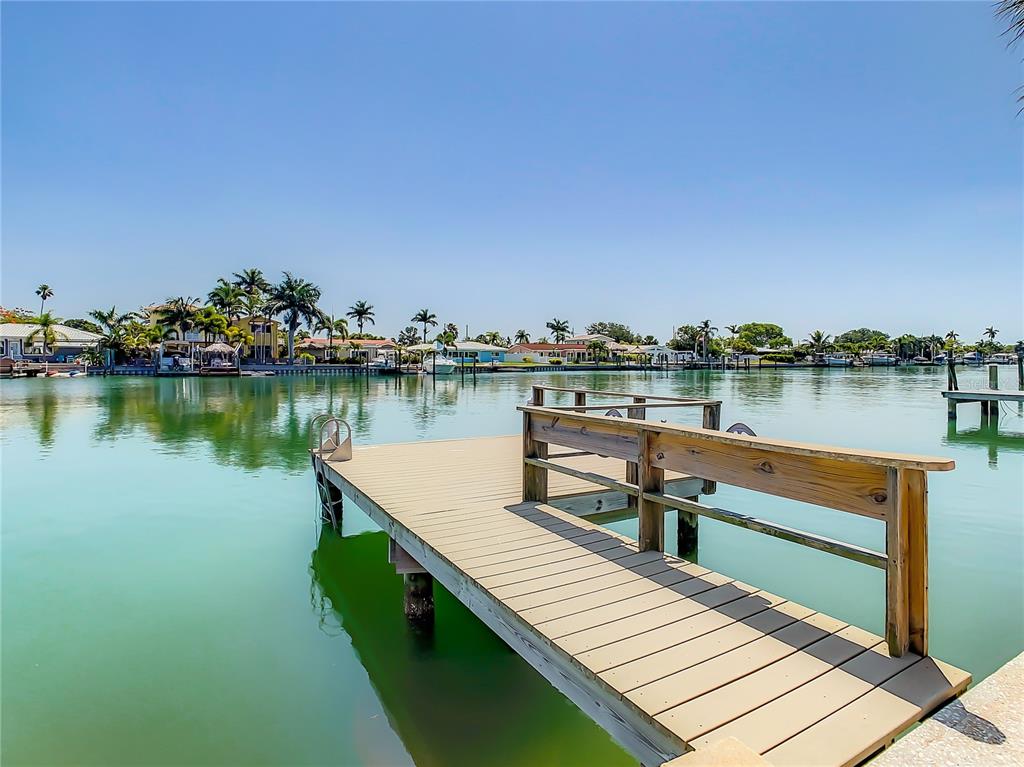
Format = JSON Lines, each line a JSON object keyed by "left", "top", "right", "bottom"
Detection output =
{"left": 677, "top": 496, "right": 699, "bottom": 561}
{"left": 989, "top": 364, "right": 999, "bottom": 391}
{"left": 947, "top": 399, "right": 957, "bottom": 420}
{"left": 403, "top": 573, "right": 434, "bottom": 626}
{"left": 637, "top": 431, "right": 665, "bottom": 552}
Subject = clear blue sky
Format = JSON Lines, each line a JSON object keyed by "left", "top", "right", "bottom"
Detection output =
{"left": 3, "top": 2, "right": 1021, "bottom": 343}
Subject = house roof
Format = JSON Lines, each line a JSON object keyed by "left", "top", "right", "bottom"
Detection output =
{"left": 299, "top": 337, "right": 395, "bottom": 348}
{"left": 0, "top": 323, "right": 102, "bottom": 343}
{"left": 566, "top": 334, "right": 616, "bottom": 343}
{"left": 509, "top": 343, "right": 588, "bottom": 351}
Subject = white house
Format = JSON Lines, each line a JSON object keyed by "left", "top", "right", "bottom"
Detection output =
{"left": 0, "top": 322, "right": 102, "bottom": 362}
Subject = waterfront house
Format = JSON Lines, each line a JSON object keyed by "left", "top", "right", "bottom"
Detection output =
{"left": 505, "top": 342, "right": 593, "bottom": 363}
{"left": 297, "top": 337, "right": 398, "bottom": 362}
{"left": 408, "top": 340, "right": 507, "bottom": 363}
{"left": 145, "top": 303, "right": 281, "bottom": 360}
{"left": 0, "top": 322, "right": 102, "bottom": 361}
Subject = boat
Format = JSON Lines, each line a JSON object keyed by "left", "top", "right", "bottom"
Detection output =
{"left": 421, "top": 354, "right": 457, "bottom": 375}
{"left": 933, "top": 352, "right": 948, "bottom": 365}
{"left": 987, "top": 353, "right": 1018, "bottom": 365}
{"left": 824, "top": 353, "right": 854, "bottom": 367}
{"left": 962, "top": 351, "right": 984, "bottom": 365}
{"left": 368, "top": 354, "right": 393, "bottom": 371}
{"left": 911, "top": 356, "right": 934, "bottom": 366}
{"left": 862, "top": 351, "right": 898, "bottom": 366}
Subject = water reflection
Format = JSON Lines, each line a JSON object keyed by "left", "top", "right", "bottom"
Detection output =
{"left": 308, "top": 529, "right": 633, "bottom": 767}
{"left": 944, "top": 419, "right": 1024, "bottom": 467}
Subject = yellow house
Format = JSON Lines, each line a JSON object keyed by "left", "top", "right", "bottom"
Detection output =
{"left": 145, "top": 303, "right": 280, "bottom": 361}
{"left": 230, "top": 316, "right": 280, "bottom": 361}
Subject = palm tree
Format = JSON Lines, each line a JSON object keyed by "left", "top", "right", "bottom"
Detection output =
{"left": 442, "top": 322, "right": 459, "bottom": 339}
{"left": 232, "top": 268, "right": 271, "bottom": 296}
{"left": 208, "top": 279, "right": 246, "bottom": 320}
{"left": 315, "top": 314, "right": 349, "bottom": 360}
{"left": 193, "top": 307, "right": 228, "bottom": 343}
{"left": 27, "top": 311, "right": 68, "bottom": 356}
{"left": 264, "top": 273, "right": 326, "bottom": 363}
{"left": 984, "top": 326, "right": 1000, "bottom": 343}
{"left": 546, "top": 318, "right": 570, "bottom": 344}
{"left": 697, "top": 320, "right": 717, "bottom": 361}
{"left": 411, "top": 309, "right": 438, "bottom": 343}
{"left": 514, "top": 329, "right": 530, "bottom": 344}
{"left": 537, "top": 336, "right": 550, "bottom": 344}
{"left": 724, "top": 324, "right": 740, "bottom": 351}
{"left": 232, "top": 269, "right": 272, "bottom": 362}
{"left": 945, "top": 330, "right": 960, "bottom": 348}
{"left": 587, "top": 339, "right": 608, "bottom": 363}
{"left": 347, "top": 300, "right": 375, "bottom": 334}
{"left": 805, "top": 330, "right": 833, "bottom": 354}
{"left": 156, "top": 297, "right": 199, "bottom": 340}
{"left": 35, "top": 284, "right": 54, "bottom": 316}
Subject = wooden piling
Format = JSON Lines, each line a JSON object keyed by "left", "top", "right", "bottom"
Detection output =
{"left": 637, "top": 431, "right": 665, "bottom": 552}
{"left": 677, "top": 496, "right": 699, "bottom": 561}
{"left": 989, "top": 364, "right": 999, "bottom": 391}
{"left": 403, "top": 573, "right": 434, "bottom": 625}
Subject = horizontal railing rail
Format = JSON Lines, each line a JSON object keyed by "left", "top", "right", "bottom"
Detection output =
{"left": 518, "top": 402, "right": 954, "bottom": 658}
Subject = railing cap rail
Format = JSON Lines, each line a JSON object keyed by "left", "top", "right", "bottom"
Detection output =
{"left": 529, "top": 385, "right": 718, "bottom": 403}
{"left": 518, "top": 405, "right": 955, "bottom": 472}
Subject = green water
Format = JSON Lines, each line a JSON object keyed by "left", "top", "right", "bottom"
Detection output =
{"left": 2, "top": 369, "right": 1022, "bottom": 766}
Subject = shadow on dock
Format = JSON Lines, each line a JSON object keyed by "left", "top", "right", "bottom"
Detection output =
{"left": 308, "top": 529, "right": 635, "bottom": 767}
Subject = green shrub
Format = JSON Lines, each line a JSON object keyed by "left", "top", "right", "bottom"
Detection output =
{"left": 762, "top": 352, "right": 795, "bottom": 364}
{"left": 298, "top": 352, "right": 316, "bottom": 364}
{"left": 549, "top": 358, "right": 563, "bottom": 365}
{"left": 522, "top": 356, "right": 534, "bottom": 364}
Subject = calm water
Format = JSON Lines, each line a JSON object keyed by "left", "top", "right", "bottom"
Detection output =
{"left": 2, "top": 368, "right": 1022, "bottom": 766}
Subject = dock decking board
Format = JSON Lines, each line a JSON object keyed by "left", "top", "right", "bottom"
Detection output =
{"left": 315, "top": 434, "right": 969, "bottom": 767}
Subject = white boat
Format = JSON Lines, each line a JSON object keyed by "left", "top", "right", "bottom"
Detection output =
{"left": 421, "top": 354, "right": 457, "bottom": 375}
{"left": 933, "top": 352, "right": 948, "bottom": 365}
{"left": 911, "top": 356, "right": 934, "bottom": 366}
{"left": 962, "top": 351, "right": 984, "bottom": 365}
{"left": 824, "top": 353, "right": 854, "bottom": 367}
{"left": 367, "top": 354, "right": 393, "bottom": 370}
{"left": 988, "top": 353, "right": 1018, "bottom": 365}
{"left": 862, "top": 351, "right": 898, "bottom": 366}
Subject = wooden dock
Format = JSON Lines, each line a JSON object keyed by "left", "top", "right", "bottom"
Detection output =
{"left": 943, "top": 389, "right": 1024, "bottom": 419}
{"left": 310, "top": 386, "right": 970, "bottom": 766}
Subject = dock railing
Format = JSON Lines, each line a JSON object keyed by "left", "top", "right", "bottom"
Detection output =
{"left": 519, "top": 393, "right": 954, "bottom": 658}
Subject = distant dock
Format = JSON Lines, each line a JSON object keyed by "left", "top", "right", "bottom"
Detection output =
{"left": 310, "top": 384, "right": 969, "bottom": 766}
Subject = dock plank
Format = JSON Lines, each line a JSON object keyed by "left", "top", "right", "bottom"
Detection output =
{"left": 316, "top": 434, "right": 969, "bottom": 767}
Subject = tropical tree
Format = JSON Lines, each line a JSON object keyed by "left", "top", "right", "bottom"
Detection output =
{"left": 587, "top": 339, "right": 608, "bottom": 362}
{"left": 805, "top": 330, "right": 833, "bottom": 354}
{"left": 996, "top": 1, "right": 1024, "bottom": 109}
{"left": 435, "top": 329, "right": 458, "bottom": 348}
{"left": 724, "top": 324, "right": 740, "bottom": 350}
{"left": 537, "top": 336, "right": 550, "bottom": 344}
{"left": 411, "top": 309, "right": 438, "bottom": 343}
{"left": 442, "top": 322, "right": 459, "bottom": 339}
{"left": 697, "top": 320, "right": 717, "bottom": 361}
{"left": 315, "top": 314, "right": 349, "bottom": 360}
{"left": 26, "top": 312, "right": 68, "bottom": 356}
{"left": 155, "top": 297, "right": 198, "bottom": 340}
{"left": 347, "top": 300, "right": 375, "bottom": 334}
{"left": 514, "top": 329, "right": 530, "bottom": 344}
{"left": 193, "top": 307, "right": 229, "bottom": 343}
{"left": 208, "top": 279, "right": 246, "bottom": 320}
{"left": 984, "top": 326, "right": 1000, "bottom": 342}
{"left": 264, "top": 273, "right": 327, "bottom": 363}
{"left": 35, "top": 284, "right": 54, "bottom": 316}
{"left": 397, "top": 326, "right": 421, "bottom": 347}
{"left": 232, "top": 268, "right": 272, "bottom": 297}
{"left": 546, "top": 318, "right": 570, "bottom": 343}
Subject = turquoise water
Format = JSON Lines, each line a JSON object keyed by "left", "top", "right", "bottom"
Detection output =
{"left": 2, "top": 369, "right": 1022, "bottom": 766}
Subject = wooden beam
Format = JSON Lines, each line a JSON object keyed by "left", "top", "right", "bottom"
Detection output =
{"left": 647, "top": 492, "right": 888, "bottom": 569}
{"left": 526, "top": 411, "right": 641, "bottom": 463}
{"left": 701, "top": 403, "right": 721, "bottom": 494}
{"left": 524, "top": 457, "right": 638, "bottom": 496}
{"left": 626, "top": 397, "right": 646, "bottom": 508}
{"left": 518, "top": 405, "right": 955, "bottom": 472}
{"left": 903, "top": 468, "right": 929, "bottom": 656}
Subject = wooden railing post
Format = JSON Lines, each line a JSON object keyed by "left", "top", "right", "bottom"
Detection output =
{"left": 532, "top": 385, "right": 545, "bottom": 406}
{"left": 701, "top": 403, "right": 721, "bottom": 495}
{"left": 625, "top": 397, "right": 646, "bottom": 508}
{"left": 574, "top": 391, "right": 586, "bottom": 411}
{"left": 522, "top": 412, "right": 548, "bottom": 502}
{"left": 885, "top": 467, "right": 928, "bottom": 657}
{"left": 637, "top": 429, "right": 665, "bottom": 552}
